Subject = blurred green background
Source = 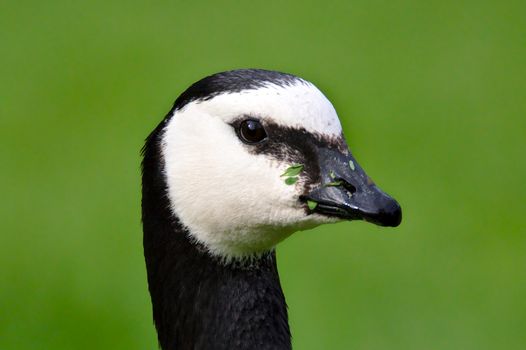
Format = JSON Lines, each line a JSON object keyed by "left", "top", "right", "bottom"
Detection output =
{"left": 1, "top": 0, "right": 525, "bottom": 349}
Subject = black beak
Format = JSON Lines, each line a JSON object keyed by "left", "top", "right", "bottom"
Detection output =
{"left": 303, "top": 147, "right": 402, "bottom": 227}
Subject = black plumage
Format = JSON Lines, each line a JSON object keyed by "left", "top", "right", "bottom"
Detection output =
{"left": 141, "top": 72, "right": 295, "bottom": 349}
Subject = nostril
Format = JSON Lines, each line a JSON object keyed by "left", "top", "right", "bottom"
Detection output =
{"left": 340, "top": 179, "right": 357, "bottom": 194}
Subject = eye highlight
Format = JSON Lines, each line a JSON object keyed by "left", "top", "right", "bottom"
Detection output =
{"left": 238, "top": 119, "right": 267, "bottom": 144}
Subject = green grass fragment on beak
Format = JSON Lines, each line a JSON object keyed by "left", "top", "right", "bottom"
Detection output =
{"left": 307, "top": 200, "right": 318, "bottom": 210}
{"left": 284, "top": 176, "right": 298, "bottom": 185}
{"left": 329, "top": 170, "right": 336, "bottom": 179}
{"left": 281, "top": 164, "right": 304, "bottom": 177}
{"left": 324, "top": 180, "right": 343, "bottom": 187}
{"left": 349, "top": 160, "right": 355, "bottom": 171}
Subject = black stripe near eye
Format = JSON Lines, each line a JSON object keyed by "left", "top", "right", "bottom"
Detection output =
{"left": 231, "top": 118, "right": 347, "bottom": 192}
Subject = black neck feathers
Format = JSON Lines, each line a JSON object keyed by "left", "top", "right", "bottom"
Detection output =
{"left": 141, "top": 127, "right": 291, "bottom": 350}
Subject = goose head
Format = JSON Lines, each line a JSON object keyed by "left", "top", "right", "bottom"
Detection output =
{"left": 157, "top": 69, "right": 401, "bottom": 261}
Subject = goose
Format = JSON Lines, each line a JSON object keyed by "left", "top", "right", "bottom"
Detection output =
{"left": 141, "top": 69, "right": 401, "bottom": 350}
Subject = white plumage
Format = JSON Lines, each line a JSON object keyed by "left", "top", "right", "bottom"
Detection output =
{"left": 162, "top": 80, "right": 340, "bottom": 259}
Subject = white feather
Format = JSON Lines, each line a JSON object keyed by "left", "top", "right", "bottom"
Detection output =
{"left": 161, "top": 81, "right": 341, "bottom": 260}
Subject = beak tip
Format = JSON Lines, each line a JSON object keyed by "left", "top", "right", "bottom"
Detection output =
{"left": 378, "top": 200, "right": 402, "bottom": 227}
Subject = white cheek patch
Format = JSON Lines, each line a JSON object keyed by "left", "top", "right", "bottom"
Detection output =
{"left": 161, "top": 81, "right": 340, "bottom": 260}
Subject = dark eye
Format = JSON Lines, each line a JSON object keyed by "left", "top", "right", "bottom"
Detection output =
{"left": 238, "top": 119, "right": 267, "bottom": 144}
